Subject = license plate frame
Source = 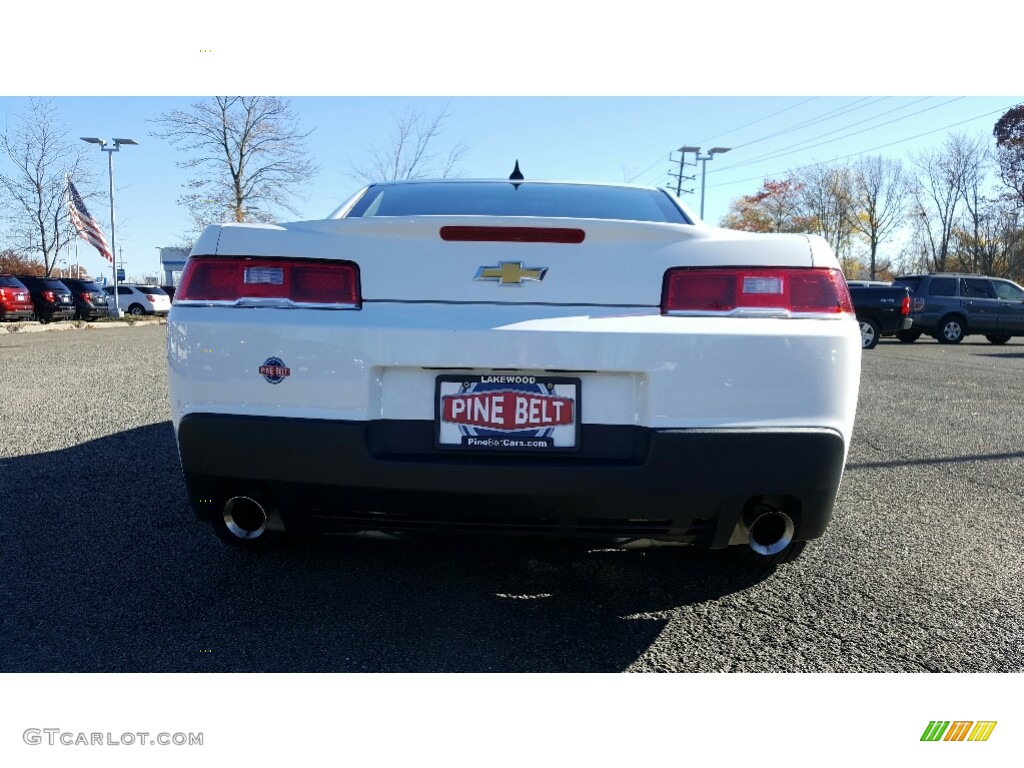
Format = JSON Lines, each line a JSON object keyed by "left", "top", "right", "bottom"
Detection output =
{"left": 434, "top": 374, "right": 582, "bottom": 453}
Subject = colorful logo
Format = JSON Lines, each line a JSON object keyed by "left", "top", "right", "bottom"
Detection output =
{"left": 259, "top": 357, "right": 290, "bottom": 384}
{"left": 921, "top": 721, "right": 997, "bottom": 742}
{"left": 436, "top": 375, "right": 579, "bottom": 451}
{"left": 443, "top": 388, "right": 574, "bottom": 431}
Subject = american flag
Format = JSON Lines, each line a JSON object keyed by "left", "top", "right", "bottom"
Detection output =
{"left": 67, "top": 179, "right": 113, "bottom": 263}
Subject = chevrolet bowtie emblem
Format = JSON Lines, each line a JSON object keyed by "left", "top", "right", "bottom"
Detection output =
{"left": 474, "top": 262, "right": 548, "bottom": 286}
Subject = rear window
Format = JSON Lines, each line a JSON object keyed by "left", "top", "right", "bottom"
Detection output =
{"left": 135, "top": 286, "right": 167, "bottom": 295}
{"left": 344, "top": 182, "right": 691, "bottom": 224}
{"left": 27, "top": 278, "right": 70, "bottom": 291}
{"left": 0, "top": 276, "right": 27, "bottom": 288}
{"left": 893, "top": 276, "right": 923, "bottom": 294}
{"left": 65, "top": 280, "right": 103, "bottom": 292}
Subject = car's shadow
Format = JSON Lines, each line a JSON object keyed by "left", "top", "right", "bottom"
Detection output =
{"left": 1, "top": 422, "right": 774, "bottom": 673}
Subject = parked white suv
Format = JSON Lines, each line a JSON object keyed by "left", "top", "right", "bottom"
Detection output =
{"left": 105, "top": 284, "right": 172, "bottom": 316}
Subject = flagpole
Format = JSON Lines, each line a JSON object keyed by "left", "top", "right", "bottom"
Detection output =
{"left": 81, "top": 137, "right": 138, "bottom": 318}
{"left": 107, "top": 148, "right": 119, "bottom": 317}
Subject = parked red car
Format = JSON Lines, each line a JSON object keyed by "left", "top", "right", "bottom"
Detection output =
{"left": 0, "top": 275, "right": 34, "bottom": 321}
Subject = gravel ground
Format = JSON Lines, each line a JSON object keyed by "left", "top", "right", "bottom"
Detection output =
{"left": 1, "top": 326, "right": 1022, "bottom": 672}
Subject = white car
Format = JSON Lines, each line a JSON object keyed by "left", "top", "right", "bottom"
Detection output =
{"left": 105, "top": 284, "right": 172, "bottom": 316}
{"left": 167, "top": 178, "right": 861, "bottom": 565}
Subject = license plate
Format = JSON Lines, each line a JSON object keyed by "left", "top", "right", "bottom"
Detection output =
{"left": 435, "top": 374, "right": 581, "bottom": 452}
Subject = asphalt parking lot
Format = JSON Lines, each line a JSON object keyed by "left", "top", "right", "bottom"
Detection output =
{"left": 1, "top": 326, "right": 1022, "bottom": 672}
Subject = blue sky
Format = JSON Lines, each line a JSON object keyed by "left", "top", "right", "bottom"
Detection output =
{"left": 1, "top": 95, "right": 1019, "bottom": 282}
{"left": 3, "top": 4, "right": 1020, "bottom": 280}
{"left": 3, "top": 2, "right": 1020, "bottom": 281}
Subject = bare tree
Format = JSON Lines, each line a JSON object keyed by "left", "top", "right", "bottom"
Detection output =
{"left": 909, "top": 132, "right": 979, "bottom": 272}
{"left": 349, "top": 105, "right": 468, "bottom": 183}
{"left": 846, "top": 156, "right": 908, "bottom": 280}
{"left": 0, "top": 99, "right": 92, "bottom": 277}
{"left": 956, "top": 135, "right": 996, "bottom": 274}
{"left": 797, "top": 162, "right": 858, "bottom": 272}
{"left": 151, "top": 97, "right": 319, "bottom": 236}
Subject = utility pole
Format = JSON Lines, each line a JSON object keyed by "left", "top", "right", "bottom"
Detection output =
{"left": 667, "top": 147, "right": 699, "bottom": 198}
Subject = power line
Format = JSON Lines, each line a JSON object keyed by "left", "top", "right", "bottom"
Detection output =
{"left": 639, "top": 98, "right": 860, "bottom": 187}
{"left": 708, "top": 97, "right": 962, "bottom": 176}
{"left": 704, "top": 102, "right": 1017, "bottom": 191}
{"left": 643, "top": 97, "right": 893, "bottom": 187}
{"left": 691, "top": 96, "right": 819, "bottom": 144}
{"left": 729, "top": 96, "right": 889, "bottom": 150}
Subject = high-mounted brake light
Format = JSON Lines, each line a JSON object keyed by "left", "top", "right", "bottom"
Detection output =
{"left": 661, "top": 267, "right": 853, "bottom": 315}
{"left": 440, "top": 226, "right": 585, "bottom": 244}
{"left": 176, "top": 257, "right": 361, "bottom": 307}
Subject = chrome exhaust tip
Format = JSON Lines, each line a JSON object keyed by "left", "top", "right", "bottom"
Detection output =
{"left": 747, "top": 509, "right": 795, "bottom": 556}
{"left": 223, "top": 496, "right": 268, "bottom": 540}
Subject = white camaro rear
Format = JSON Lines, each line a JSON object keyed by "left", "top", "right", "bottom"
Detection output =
{"left": 167, "top": 179, "right": 861, "bottom": 564}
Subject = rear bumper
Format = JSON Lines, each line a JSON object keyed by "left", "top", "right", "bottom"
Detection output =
{"left": 37, "top": 304, "right": 75, "bottom": 320}
{"left": 176, "top": 414, "right": 847, "bottom": 546}
{"left": 0, "top": 307, "right": 33, "bottom": 320}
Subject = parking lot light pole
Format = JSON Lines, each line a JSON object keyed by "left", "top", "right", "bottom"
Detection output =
{"left": 81, "top": 137, "right": 138, "bottom": 318}
{"left": 697, "top": 147, "right": 731, "bottom": 220}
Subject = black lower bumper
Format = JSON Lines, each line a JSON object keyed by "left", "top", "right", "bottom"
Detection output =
{"left": 0, "top": 309, "right": 33, "bottom": 321}
{"left": 176, "top": 414, "right": 847, "bottom": 547}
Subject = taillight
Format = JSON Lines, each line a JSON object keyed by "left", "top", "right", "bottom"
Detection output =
{"left": 145, "top": 294, "right": 157, "bottom": 302}
{"left": 78, "top": 291, "right": 91, "bottom": 302}
{"left": 661, "top": 267, "right": 853, "bottom": 315}
{"left": 176, "top": 257, "right": 361, "bottom": 307}
{"left": 42, "top": 290, "right": 55, "bottom": 303}
{"left": 901, "top": 294, "right": 911, "bottom": 316}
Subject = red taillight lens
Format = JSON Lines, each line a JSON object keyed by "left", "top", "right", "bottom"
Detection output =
{"left": 661, "top": 267, "right": 853, "bottom": 315}
{"left": 42, "top": 290, "right": 55, "bottom": 303}
{"left": 78, "top": 291, "right": 91, "bottom": 302}
{"left": 901, "top": 295, "right": 911, "bottom": 316}
{"left": 176, "top": 257, "right": 361, "bottom": 306}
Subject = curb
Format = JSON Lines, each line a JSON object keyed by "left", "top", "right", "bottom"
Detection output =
{"left": 0, "top": 318, "right": 167, "bottom": 334}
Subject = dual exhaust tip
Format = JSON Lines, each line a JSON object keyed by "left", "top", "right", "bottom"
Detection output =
{"left": 223, "top": 496, "right": 268, "bottom": 540}
{"left": 747, "top": 508, "right": 795, "bottom": 556}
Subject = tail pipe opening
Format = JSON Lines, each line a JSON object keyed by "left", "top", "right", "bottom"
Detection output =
{"left": 223, "top": 495, "right": 268, "bottom": 540}
{"left": 747, "top": 507, "right": 795, "bottom": 556}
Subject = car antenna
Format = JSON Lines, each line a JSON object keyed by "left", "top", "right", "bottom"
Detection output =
{"left": 509, "top": 160, "right": 524, "bottom": 189}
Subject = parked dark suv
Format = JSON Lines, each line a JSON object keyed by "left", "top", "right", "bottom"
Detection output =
{"left": 893, "top": 273, "right": 1024, "bottom": 344}
{"left": 14, "top": 275, "right": 76, "bottom": 323}
{"left": 59, "top": 278, "right": 110, "bottom": 320}
{"left": 0, "top": 275, "right": 35, "bottom": 321}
